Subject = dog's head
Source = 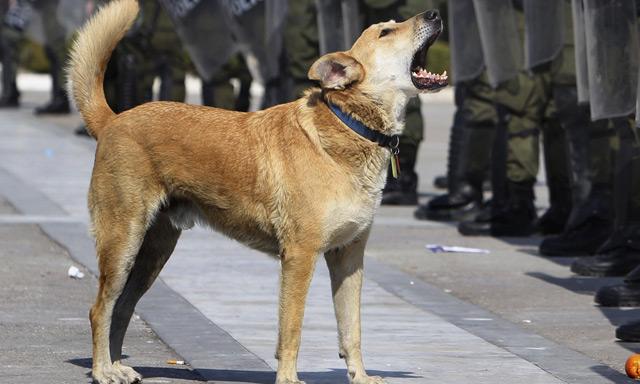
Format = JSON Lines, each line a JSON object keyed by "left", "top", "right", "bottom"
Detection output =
{"left": 308, "top": 10, "right": 447, "bottom": 97}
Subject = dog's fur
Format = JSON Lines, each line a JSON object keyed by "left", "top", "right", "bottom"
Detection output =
{"left": 68, "top": 1, "right": 442, "bottom": 383}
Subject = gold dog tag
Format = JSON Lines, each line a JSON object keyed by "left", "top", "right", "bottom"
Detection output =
{"left": 389, "top": 136, "right": 401, "bottom": 179}
{"left": 390, "top": 151, "right": 401, "bottom": 179}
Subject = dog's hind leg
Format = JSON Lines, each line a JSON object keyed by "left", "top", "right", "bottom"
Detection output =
{"left": 109, "top": 211, "right": 181, "bottom": 373}
{"left": 324, "top": 229, "right": 386, "bottom": 384}
{"left": 89, "top": 181, "right": 165, "bottom": 384}
{"left": 275, "top": 245, "right": 318, "bottom": 384}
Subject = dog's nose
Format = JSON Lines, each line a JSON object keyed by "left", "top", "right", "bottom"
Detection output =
{"left": 424, "top": 9, "right": 440, "bottom": 21}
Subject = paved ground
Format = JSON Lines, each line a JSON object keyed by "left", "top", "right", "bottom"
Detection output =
{"left": 0, "top": 198, "right": 203, "bottom": 384}
{"left": 0, "top": 78, "right": 637, "bottom": 383}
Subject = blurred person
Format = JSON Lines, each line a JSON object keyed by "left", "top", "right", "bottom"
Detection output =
{"left": 0, "top": 0, "right": 87, "bottom": 113}
{"left": 32, "top": 0, "right": 71, "bottom": 114}
{"left": 77, "top": 0, "right": 187, "bottom": 136}
{"left": 282, "top": 0, "right": 318, "bottom": 100}
{"left": 0, "top": 0, "right": 26, "bottom": 107}
{"left": 451, "top": 0, "right": 544, "bottom": 237}
{"left": 568, "top": 0, "right": 639, "bottom": 279}
{"left": 0, "top": 0, "right": 10, "bottom": 104}
{"left": 160, "top": 0, "right": 286, "bottom": 111}
{"left": 539, "top": 0, "right": 615, "bottom": 256}
{"left": 564, "top": 1, "right": 640, "bottom": 323}
{"left": 414, "top": 0, "right": 494, "bottom": 223}
{"left": 454, "top": 0, "right": 609, "bottom": 238}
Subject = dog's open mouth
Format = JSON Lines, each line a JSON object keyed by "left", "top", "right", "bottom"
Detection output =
{"left": 410, "top": 42, "right": 448, "bottom": 91}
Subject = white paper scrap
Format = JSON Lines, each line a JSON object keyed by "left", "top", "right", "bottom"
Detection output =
{"left": 67, "top": 266, "right": 85, "bottom": 279}
{"left": 426, "top": 244, "right": 490, "bottom": 254}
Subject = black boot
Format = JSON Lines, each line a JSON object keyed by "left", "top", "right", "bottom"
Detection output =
{"left": 457, "top": 201, "right": 492, "bottom": 236}
{"left": 616, "top": 320, "right": 640, "bottom": 341}
{"left": 35, "top": 45, "right": 70, "bottom": 115}
{"left": 490, "top": 180, "right": 537, "bottom": 237}
{"left": 382, "top": 143, "right": 418, "bottom": 205}
{"left": 571, "top": 225, "right": 640, "bottom": 276}
{"left": 433, "top": 175, "right": 448, "bottom": 190}
{"left": 536, "top": 204, "right": 571, "bottom": 235}
{"left": 415, "top": 83, "right": 491, "bottom": 220}
{"left": 459, "top": 180, "right": 537, "bottom": 238}
{"left": 459, "top": 107, "right": 513, "bottom": 236}
{"left": 0, "top": 82, "right": 19, "bottom": 108}
{"left": 595, "top": 264, "right": 640, "bottom": 307}
{"left": 35, "top": 90, "right": 71, "bottom": 115}
{"left": 415, "top": 123, "right": 492, "bottom": 220}
{"left": 539, "top": 185, "right": 613, "bottom": 256}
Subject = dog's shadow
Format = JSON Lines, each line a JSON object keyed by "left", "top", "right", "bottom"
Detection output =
{"left": 68, "top": 358, "right": 421, "bottom": 383}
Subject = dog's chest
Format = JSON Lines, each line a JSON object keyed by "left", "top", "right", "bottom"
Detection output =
{"left": 323, "top": 194, "right": 378, "bottom": 249}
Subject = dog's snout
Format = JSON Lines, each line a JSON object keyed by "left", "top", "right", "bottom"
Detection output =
{"left": 424, "top": 9, "right": 440, "bottom": 21}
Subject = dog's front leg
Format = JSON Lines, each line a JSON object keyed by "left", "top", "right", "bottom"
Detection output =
{"left": 325, "top": 229, "right": 386, "bottom": 384}
{"left": 275, "top": 246, "right": 318, "bottom": 384}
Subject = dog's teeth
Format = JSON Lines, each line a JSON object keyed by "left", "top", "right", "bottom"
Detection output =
{"left": 443, "top": 70, "right": 447, "bottom": 77}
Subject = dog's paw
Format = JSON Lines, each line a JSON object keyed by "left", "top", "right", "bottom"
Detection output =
{"left": 275, "top": 379, "right": 306, "bottom": 384}
{"left": 114, "top": 362, "right": 142, "bottom": 383}
{"left": 351, "top": 375, "right": 386, "bottom": 384}
{"left": 93, "top": 363, "right": 142, "bottom": 384}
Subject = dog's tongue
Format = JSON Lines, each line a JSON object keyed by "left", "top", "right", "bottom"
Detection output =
{"left": 412, "top": 68, "right": 448, "bottom": 87}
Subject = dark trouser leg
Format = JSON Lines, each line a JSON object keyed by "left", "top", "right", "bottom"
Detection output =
{"left": 571, "top": 119, "right": 640, "bottom": 277}
{"left": 593, "top": 121, "right": 640, "bottom": 309}
{"left": 544, "top": 119, "right": 615, "bottom": 257}
{"left": 34, "top": 44, "right": 71, "bottom": 114}
{"left": 416, "top": 76, "right": 495, "bottom": 221}
{"left": 433, "top": 85, "right": 469, "bottom": 190}
{"left": 538, "top": 116, "right": 572, "bottom": 234}
{"left": 34, "top": 0, "right": 70, "bottom": 115}
{"left": 0, "top": 27, "right": 21, "bottom": 107}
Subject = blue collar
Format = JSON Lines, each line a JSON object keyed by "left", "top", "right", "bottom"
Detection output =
{"left": 327, "top": 103, "right": 400, "bottom": 150}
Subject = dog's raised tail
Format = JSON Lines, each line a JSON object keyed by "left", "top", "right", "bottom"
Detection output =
{"left": 67, "top": 0, "right": 139, "bottom": 139}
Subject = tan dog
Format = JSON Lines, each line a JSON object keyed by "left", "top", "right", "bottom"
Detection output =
{"left": 67, "top": 1, "right": 445, "bottom": 383}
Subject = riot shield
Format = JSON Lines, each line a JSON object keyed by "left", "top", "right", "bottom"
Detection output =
{"left": 159, "top": 0, "right": 237, "bottom": 82}
{"left": 523, "top": 0, "right": 564, "bottom": 70}
{"left": 471, "top": 0, "right": 522, "bottom": 88}
{"left": 637, "top": 66, "right": 640, "bottom": 127}
{"left": 221, "top": 0, "right": 287, "bottom": 107}
{"left": 223, "top": 0, "right": 285, "bottom": 84}
{"left": 583, "top": 0, "right": 639, "bottom": 120}
{"left": 448, "top": 0, "right": 484, "bottom": 84}
{"left": 57, "top": 0, "right": 90, "bottom": 37}
{"left": 315, "top": 0, "right": 362, "bottom": 55}
{"left": 4, "top": 0, "right": 44, "bottom": 44}
{"left": 5, "top": 0, "right": 90, "bottom": 45}
{"left": 571, "top": 0, "right": 589, "bottom": 104}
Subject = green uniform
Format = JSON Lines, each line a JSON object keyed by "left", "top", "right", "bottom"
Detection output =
{"left": 201, "top": 53, "right": 252, "bottom": 111}
{"left": 283, "top": 0, "right": 319, "bottom": 100}
{"left": 32, "top": 0, "right": 68, "bottom": 104}
{"left": 0, "top": 21, "right": 22, "bottom": 104}
{"left": 146, "top": 1, "right": 187, "bottom": 103}
{"left": 100, "top": 0, "right": 187, "bottom": 111}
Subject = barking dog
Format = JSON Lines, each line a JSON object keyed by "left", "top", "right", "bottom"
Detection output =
{"left": 67, "top": 1, "right": 445, "bottom": 383}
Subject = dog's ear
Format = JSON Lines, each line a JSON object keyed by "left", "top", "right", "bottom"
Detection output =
{"left": 308, "top": 52, "right": 364, "bottom": 90}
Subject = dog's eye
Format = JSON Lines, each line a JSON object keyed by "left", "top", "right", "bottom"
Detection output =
{"left": 379, "top": 28, "right": 393, "bottom": 38}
